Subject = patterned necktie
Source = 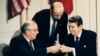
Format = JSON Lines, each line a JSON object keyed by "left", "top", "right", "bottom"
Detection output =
{"left": 29, "top": 40, "right": 34, "bottom": 51}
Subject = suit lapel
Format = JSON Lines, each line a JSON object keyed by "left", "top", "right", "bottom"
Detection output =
{"left": 47, "top": 11, "right": 50, "bottom": 36}
{"left": 20, "top": 35, "right": 32, "bottom": 51}
{"left": 78, "top": 29, "right": 85, "bottom": 42}
{"left": 78, "top": 29, "right": 87, "bottom": 47}
{"left": 45, "top": 10, "right": 50, "bottom": 36}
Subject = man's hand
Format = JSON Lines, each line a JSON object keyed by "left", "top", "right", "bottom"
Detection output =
{"left": 47, "top": 45, "right": 60, "bottom": 53}
{"left": 55, "top": 41, "right": 61, "bottom": 47}
{"left": 60, "top": 45, "right": 72, "bottom": 53}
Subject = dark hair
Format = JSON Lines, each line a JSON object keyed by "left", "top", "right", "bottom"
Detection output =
{"left": 69, "top": 15, "right": 83, "bottom": 27}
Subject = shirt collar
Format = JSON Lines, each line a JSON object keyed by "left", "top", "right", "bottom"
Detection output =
{"left": 74, "top": 30, "right": 82, "bottom": 41}
{"left": 77, "top": 30, "right": 82, "bottom": 38}
{"left": 23, "top": 34, "right": 30, "bottom": 43}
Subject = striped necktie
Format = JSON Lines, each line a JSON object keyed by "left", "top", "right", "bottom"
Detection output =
{"left": 50, "top": 19, "right": 56, "bottom": 36}
{"left": 29, "top": 40, "right": 35, "bottom": 51}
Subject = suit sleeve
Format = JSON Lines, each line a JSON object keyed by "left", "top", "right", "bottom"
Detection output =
{"left": 79, "top": 31, "right": 97, "bottom": 56}
{"left": 59, "top": 12, "right": 68, "bottom": 44}
{"left": 85, "top": 31, "right": 97, "bottom": 56}
{"left": 32, "top": 11, "right": 40, "bottom": 23}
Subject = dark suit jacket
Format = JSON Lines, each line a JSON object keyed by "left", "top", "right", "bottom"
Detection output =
{"left": 9, "top": 34, "right": 47, "bottom": 56}
{"left": 32, "top": 9, "right": 68, "bottom": 47}
{"left": 63, "top": 29, "right": 97, "bottom": 56}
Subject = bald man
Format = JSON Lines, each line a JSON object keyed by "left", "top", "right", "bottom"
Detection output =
{"left": 33, "top": 1, "right": 68, "bottom": 46}
{"left": 32, "top": 2, "right": 68, "bottom": 56}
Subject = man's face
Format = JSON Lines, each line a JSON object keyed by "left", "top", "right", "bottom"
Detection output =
{"left": 27, "top": 24, "right": 39, "bottom": 40}
{"left": 52, "top": 2, "right": 64, "bottom": 20}
{"left": 68, "top": 22, "right": 82, "bottom": 36}
{"left": 53, "top": 11, "right": 63, "bottom": 20}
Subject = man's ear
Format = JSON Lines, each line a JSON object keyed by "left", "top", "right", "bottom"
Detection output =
{"left": 25, "top": 30, "right": 29, "bottom": 35}
{"left": 79, "top": 25, "right": 83, "bottom": 29}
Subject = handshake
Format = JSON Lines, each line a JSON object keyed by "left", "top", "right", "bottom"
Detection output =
{"left": 47, "top": 41, "right": 73, "bottom": 54}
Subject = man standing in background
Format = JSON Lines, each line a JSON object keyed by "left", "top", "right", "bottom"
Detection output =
{"left": 32, "top": 1, "right": 68, "bottom": 56}
{"left": 32, "top": 1, "right": 68, "bottom": 48}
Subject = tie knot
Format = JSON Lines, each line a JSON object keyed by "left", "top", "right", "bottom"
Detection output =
{"left": 54, "top": 19, "right": 57, "bottom": 22}
{"left": 76, "top": 36, "right": 79, "bottom": 39}
{"left": 76, "top": 37, "right": 79, "bottom": 42}
{"left": 29, "top": 40, "right": 32, "bottom": 45}
{"left": 54, "top": 19, "right": 56, "bottom": 22}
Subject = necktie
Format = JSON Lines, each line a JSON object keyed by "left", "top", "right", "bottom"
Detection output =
{"left": 75, "top": 37, "right": 79, "bottom": 56}
{"left": 50, "top": 20, "right": 56, "bottom": 36}
{"left": 29, "top": 40, "right": 34, "bottom": 51}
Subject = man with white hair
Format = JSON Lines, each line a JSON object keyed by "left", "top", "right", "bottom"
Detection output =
{"left": 9, "top": 20, "right": 61, "bottom": 56}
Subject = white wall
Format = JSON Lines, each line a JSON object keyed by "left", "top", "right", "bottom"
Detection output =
{"left": 71, "top": 0, "right": 97, "bottom": 32}
{"left": 0, "top": 0, "right": 20, "bottom": 44}
{"left": 97, "top": 0, "right": 100, "bottom": 56}
{"left": 0, "top": 0, "right": 99, "bottom": 56}
{"left": 0, "top": 0, "right": 49, "bottom": 44}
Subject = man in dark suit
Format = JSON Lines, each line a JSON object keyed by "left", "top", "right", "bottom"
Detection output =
{"left": 32, "top": 2, "right": 68, "bottom": 48}
{"left": 9, "top": 20, "right": 61, "bottom": 56}
{"left": 60, "top": 15, "right": 97, "bottom": 56}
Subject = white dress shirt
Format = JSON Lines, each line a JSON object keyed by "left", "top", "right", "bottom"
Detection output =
{"left": 23, "top": 35, "right": 35, "bottom": 50}
{"left": 49, "top": 14, "right": 57, "bottom": 36}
